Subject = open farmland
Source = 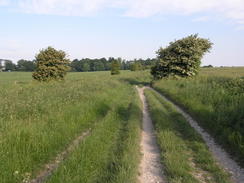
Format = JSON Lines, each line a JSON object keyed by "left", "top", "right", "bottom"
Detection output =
{"left": 0, "top": 67, "right": 244, "bottom": 183}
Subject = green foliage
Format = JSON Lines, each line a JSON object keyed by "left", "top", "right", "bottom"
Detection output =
{"left": 111, "top": 60, "right": 120, "bottom": 75}
{"left": 17, "top": 60, "right": 36, "bottom": 71}
{"left": 0, "top": 60, "right": 3, "bottom": 71}
{"left": 151, "top": 34, "right": 213, "bottom": 79}
{"left": 32, "top": 47, "right": 70, "bottom": 81}
{"left": 0, "top": 59, "right": 36, "bottom": 72}
{"left": 4, "top": 60, "right": 16, "bottom": 71}
{"left": 69, "top": 57, "right": 156, "bottom": 72}
{"left": 130, "top": 62, "right": 143, "bottom": 71}
{"left": 70, "top": 59, "right": 91, "bottom": 72}
{"left": 82, "top": 62, "right": 90, "bottom": 72}
{"left": 202, "top": 64, "right": 213, "bottom": 68}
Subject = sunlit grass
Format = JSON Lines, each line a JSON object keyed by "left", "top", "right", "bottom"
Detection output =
{"left": 145, "top": 89, "right": 231, "bottom": 183}
{"left": 0, "top": 71, "right": 148, "bottom": 183}
{"left": 152, "top": 67, "right": 244, "bottom": 166}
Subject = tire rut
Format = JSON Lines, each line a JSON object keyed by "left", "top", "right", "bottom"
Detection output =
{"left": 29, "top": 129, "right": 91, "bottom": 183}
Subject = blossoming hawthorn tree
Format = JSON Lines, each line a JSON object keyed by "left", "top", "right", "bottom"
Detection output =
{"left": 151, "top": 34, "right": 213, "bottom": 79}
{"left": 32, "top": 47, "right": 70, "bottom": 81}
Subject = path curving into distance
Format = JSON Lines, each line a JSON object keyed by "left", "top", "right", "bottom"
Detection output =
{"left": 148, "top": 87, "right": 244, "bottom": 183}
{"left": 137, "top": 86, "right": 166, "bottom": 183}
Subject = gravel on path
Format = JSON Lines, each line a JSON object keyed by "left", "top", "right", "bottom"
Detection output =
{"left": 137, "top": 86, "right": 167, "bottom": 183}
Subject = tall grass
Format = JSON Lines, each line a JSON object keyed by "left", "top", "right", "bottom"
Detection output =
{"left": 0, "top": 71, "right": 146, "bottom": 183}
{"left": 152, "top": 67, "right": 244, "bottom": 166}
{"left": 47, "top": 89, "right": 141, "bottom": 183}
{"left": 145, "top": 88, "right": 231, "bottom": 183}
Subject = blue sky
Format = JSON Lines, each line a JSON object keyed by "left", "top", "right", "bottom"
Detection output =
{"left": 0, "top": 0, "right": 244, "bottom": 66}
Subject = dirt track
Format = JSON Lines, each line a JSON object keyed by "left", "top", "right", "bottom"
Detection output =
{"left": 137, "top": 86, "right": 166, "bottom": 183}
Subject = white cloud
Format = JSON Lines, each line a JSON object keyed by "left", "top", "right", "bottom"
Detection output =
{"left": 17, "top": 0, "right": 115, "bottom": 16}
{"left": 0, "top": 0, "right": 9, "bottom": 6}
{"left": 192, "top": 16, "right": 210, "bottom": 22}
{"left": 2, "top": 0, "right": 244, "bottom": 25}
{"left": 236, "top": 25, "right": 244, "bottom": 31}
{"left": 122, "top": 0, "right": 244, "bottom": 25}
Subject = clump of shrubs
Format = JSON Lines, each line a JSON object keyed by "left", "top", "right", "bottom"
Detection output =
{"left": 111, "top": 60, "right": 120, "bottom": 75}
{"left": 32, "top": 47, "right": 70, "bottom": 81}
{"left": 130, "top": 62, "right": 143, "bottom": 71}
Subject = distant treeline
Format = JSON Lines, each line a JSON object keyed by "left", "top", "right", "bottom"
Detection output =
{"left": 0, "top": 59, "right": 36, "bottom": 72}
{"left": 0, "top": 58, "right": 157, "bottom": 72}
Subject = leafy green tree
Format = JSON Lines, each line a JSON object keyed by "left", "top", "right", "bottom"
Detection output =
{"left": 0, "top": 60, "right": 3, "bottom": 71}
{"left": 82, "top": 62, "right": 90, "bottom": 72}
{"left": 5, "top": 60, "right": 16, "bottom": 71}
{"left": 108, "top": 57, "right": 116, "bottom": 70}
{"left": 130, "top": 62, "right": 143, "bottom": 71}
{"left": 71, "top": 59, "right": 83, "bottom": 72}
{"left": 68, "top": 57, "right": 157, "bottom": 72}
{"left": 17, "top": 59, "right": 36, "bottom": 71}
{"left": 32, "top": 47, "right": 70, "bottom": 81}
{"left": 121, "top": 61, "right": 127, "bottom": 70}
{"left": 151, "top": 34, "right": 213, "bottom": 79}
{"left": 111, "top": 60, "right": 120, "bottom": 75}
{"left": 202, "top": 65, "right": 214, "bottom": 68}
{"left": 94, "top": 61, "right": 105, "bottom": 71}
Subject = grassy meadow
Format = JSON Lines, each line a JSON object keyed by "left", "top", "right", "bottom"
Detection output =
{"left": 0, "top": 71, "right": 149, "bottom": 183}
{"left": 1, "top": 67, "right": 244, "bottom": 183}
{"left": 145, "top": 89, "right": 231, "bottom": 183}
{"left": 152, "top": 67, "right": 244, "bottom": 166}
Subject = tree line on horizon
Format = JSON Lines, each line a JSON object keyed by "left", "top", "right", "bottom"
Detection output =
{"left": 0, "top": 57, "right": 156, "bottom": 72}
{"left": 1, "top": 34, "right": 214, "bottom": 82}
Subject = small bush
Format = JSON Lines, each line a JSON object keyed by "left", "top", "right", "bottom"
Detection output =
{"left": 32, "top": 47, "right": 70, "bottom": 81}
{"left": 111, "top": 60, "right": 120, "bottom": 75}
{"left": 130, "top": 62, "right": 143, "bottom": 71}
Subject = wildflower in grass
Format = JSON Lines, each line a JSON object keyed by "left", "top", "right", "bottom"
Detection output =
{"left": 13, "top": 170, "right": 19, "bottom": 176}
{"left": 22, "top": 172, "right": 31, "bottom": 183}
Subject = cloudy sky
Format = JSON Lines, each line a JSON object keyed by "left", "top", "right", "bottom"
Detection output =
{"left": 0, "top": 0, "right": 244, "bottom": 66}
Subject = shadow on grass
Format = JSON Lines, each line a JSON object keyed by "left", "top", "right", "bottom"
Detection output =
{"left": 120, "top": 78, "right": 151, "bottom": 86}
{"left": 150, "top": 90, "right": 203, "bottom": 144}
{"left": 152, "top": 87, "right": 244, "bottom": 167}
{"left": 95, "top": 103, "right": 141, "bottom": 183}
{"left": 153, "top": 108, "right": 202, "bottom": 143}
{"left": 95, "top": 101, "right": 111, "bottom": 118}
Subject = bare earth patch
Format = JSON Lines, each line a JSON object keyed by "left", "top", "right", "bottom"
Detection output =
{"left": 150, "top": 87, "right": 244, "bottom": 183}
{"left": 189, "top": 156, "right": 213, "bottom": 183}
{"left": 137, "top": 86, "right": 166, "bottom": 183}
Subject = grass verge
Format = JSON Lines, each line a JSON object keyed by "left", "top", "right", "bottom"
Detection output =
{"left": 46, "top": 88, "right": 141, "bottom": 183}
{"left": 145, "top": 88, "right": 231, "bottom": 183}
{"left": 152, "top": 72, "right": 244, "bottom": 166}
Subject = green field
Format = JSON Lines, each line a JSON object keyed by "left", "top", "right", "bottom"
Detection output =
{"left": 0, "top": 68, "right": 243, "bottom": 183}
{"left": 0, "top": 71, "right": 148, "bottom": 183}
